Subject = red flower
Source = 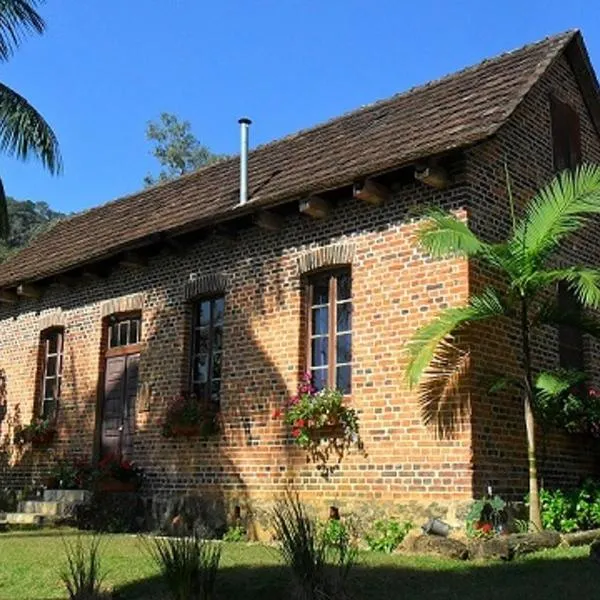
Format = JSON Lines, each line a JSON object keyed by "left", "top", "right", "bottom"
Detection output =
{"left": 272, "top": 409, "right": 282, "bottom": 419}
{"left": 291, "top": 428, "right": 301, "bottom": 438}
{"left": 480, "top": 523, "right": 493, "bottom": 534}
{"left": 294, "top": 419, "right": 306, "bottom": 428}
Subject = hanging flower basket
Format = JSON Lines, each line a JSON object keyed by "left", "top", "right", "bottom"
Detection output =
{"left": 272, "top": 373, "right": 363, "bottom": 474}
{"left": 170, "top": 423, "right": 203, "bottom": 437}
{"left": 14, "top": 418, "right": 57, "bottom": 448}
{"left": 93, "top": 454, "right": 143, "bottom": 493}
{"left": 162, "top": 393, "right": 220, "bottom": 438}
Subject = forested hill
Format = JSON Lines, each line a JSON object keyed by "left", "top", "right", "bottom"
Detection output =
{"left": 0, "top": 198, "right": 66, "bottom": 261}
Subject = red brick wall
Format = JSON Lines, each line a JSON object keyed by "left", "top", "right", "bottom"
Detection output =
{"left": 465, "top": 53, "right": 600, "bottom": 499}
{"left": 1, "top": 51, "right": 600, "bottom": 529}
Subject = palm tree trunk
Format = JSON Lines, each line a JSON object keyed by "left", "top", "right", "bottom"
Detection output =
{"left": 521, "top": 296, "right": 543, "bottom": 531}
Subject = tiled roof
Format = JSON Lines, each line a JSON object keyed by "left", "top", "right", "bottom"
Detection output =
{"left": 0, "top": 30, "right": 584, "bottom": 288}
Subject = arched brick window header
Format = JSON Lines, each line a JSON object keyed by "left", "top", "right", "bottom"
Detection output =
{"left": 184, "top": 273, "right": 228, "bottom": 301}
{"left": 296, "top": 243, "right": 355, "bottom": 275}
{"left": 39, "top": 310, "right": 66, "bottom": 330}
{"left": 100, "top": 293, "right": 144, "bottom": 317}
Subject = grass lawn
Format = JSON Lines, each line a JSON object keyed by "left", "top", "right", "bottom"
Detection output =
{"left": 0, "top": 529, "right": 597, "bottom": 599}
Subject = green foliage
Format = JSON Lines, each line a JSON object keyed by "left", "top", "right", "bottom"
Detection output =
{"left": 76, "top": 492, "right": 143, "bottom": 533}
{"left": 222, "top": 524, "right": 246, "bottom": 542}
{"left": 465, "top": 495, "right": 506, "bottom": 537}
{"left": 537, "top": 481, "right": 600, "bottom": 533}
{"left": 50, "top": 456, "right": 92, "bottom": 490}
{"left": 534, "top": 371, "right": 600, "bottom": 437}
{"left": 143, "top": 532, "right": 221, "bottom": 600}
{"left": 144, "top": 112, "right": 224, "bottom": 186}
{"left": 365, "top": 518, "right": 413, "bottom": 553}
{"left": 271, "top": 492, "right": 357, "bottom": 599}
{"left": 60, "top": 534, "right": 109, "bottom": 600}
{"left": 0, "top": 196, "right": 65, "bottom": 261}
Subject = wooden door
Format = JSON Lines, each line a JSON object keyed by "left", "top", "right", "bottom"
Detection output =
{"left": 100, "top": 353, "right": 139, "bottom": 460}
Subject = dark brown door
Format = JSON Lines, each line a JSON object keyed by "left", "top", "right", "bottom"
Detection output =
{"left": 101, "top": 353, "right": 139, "bottom": 460}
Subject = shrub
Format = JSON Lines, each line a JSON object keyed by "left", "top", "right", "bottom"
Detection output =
{"left": 537, "top": 480, "right": 600, "bottom": 533}
{"left": 60, "top": 534, "right": 110, "bottom": 600}
{"left": 222, "top": 524, "right": 246, "bottom": 542}
{"left": 272, "top": 492, "right": 357, "bottom": 599}
{"left": 51, "top": 456, "right": 93, "bottom": 490}
{"left": 143, "top": 533, "right": 221, "bottom": 600}
{"left": 365, "top": 518, "right": 412, "bottom": 553}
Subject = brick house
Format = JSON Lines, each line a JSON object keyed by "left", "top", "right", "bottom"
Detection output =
{"left": 1, "top": 30, "right": 600, "bottom": 529}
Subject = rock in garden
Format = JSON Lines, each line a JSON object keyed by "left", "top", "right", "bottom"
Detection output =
{"left": 468, "top": 537, "right": 513, "bottom": 561}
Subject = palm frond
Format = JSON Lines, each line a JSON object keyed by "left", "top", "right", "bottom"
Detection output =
{"left": 510, "top": 165, "right": 600, "bottom": 266}
{"left": 417, "top": 340, "right": 471, "bottom": 438}
{"left": 525, "top": 267, "right": 600, "bottom": 310}
{"left": 405, "top": 288, "right": 507, "bottom": 387}
{"left": 417, "top": 209, "right": 490, "bottom": 258}
{"left": 0, "top": 0, "right": 45, "bottom": 62}
{"left": 535, "top": 370, "right": 586, "bottom": 402}
{"left": 0, "top": 82, "right": 61, "bottom": 173}
{"left": 534, "top": 297, "right": 600, "bottom": 338}
{"left": 0, "top": 176, "right": 8, "bottom": 239}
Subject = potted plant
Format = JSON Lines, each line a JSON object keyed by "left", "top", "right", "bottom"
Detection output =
{"left": 14, "top": 417, "right": 57, "bottom": 447}
{"left": 94, "top": 454, "right": 143, "bottom": 493}
{"left": 162, "top": 393, "right": 219, "bottom": 438}
{"left": 273, "top": 373, "right": 361, "bottom": 451}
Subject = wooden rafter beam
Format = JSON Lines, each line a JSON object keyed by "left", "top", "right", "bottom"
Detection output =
{"left": 299, "top": 196, "right": 331, "bottom": 219}
{"left": 254, "top": 210, "right": 283, "bottom": 231}
{"left": 0, "top": 289, "right": 18, "bottom": 304}
{"left": 16, "top": 283, "right": 41, "bottom": 300}
{"left": 353, "top": 178, "right": 390, "bottom": 205}
{"left": 414, "top": 164, "right": 450, "bottom": 189}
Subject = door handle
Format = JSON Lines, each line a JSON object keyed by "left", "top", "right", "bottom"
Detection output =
{"left": 118, "top": 425, "right": 124, "bottom": 432}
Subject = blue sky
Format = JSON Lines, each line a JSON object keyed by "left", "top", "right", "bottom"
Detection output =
{"left": 1, "top": 0, "right": 598, "bottom": 213}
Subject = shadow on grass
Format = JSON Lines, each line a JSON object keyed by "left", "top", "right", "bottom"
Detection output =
{"left": 114, "top": 552, "right": 598, "bottom": 600}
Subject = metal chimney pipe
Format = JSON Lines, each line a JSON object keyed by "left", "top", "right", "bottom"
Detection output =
{"left": 238, "top": 117, "right": 251, "bottom": 205}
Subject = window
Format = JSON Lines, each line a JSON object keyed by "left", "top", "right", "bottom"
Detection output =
{"left": 551, "top": 96, "right": 581, "bottom": 172}
{"left": 108, "top": 315, "right": 141, "bottom": 349}
{"left": 306, "top": 269, "right": 352, "bottom": 394}
{"left": 190, "top": 297, "right": 224, "bottom": 410}
{"left": 558, "top": 282, "right": 584, "bottom": 370}
{"left": 39, "top": 328, "right": 64, "bottom": 419}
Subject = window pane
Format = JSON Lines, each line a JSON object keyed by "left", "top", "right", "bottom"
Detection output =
{"left": 312, "top": 277, "right": 330, "bottom": 306}
{"left": 129, "top": 319, "right": 139, "bottom": 344}
{"left": 47, "top": 333, "right": 59, "bottom": 355}
{"left": 194, "top": 327, "right": 209, "bottom": 354}
{"left": 45, "top": 356, "right": 57, "bottom": 377}
{"left": 119, "top": 321, "right": 129, "bottom": 346}
{"left": 198, "top": 301, "right": 211, "bottom": 326}
{"left": 213, "top": 297, "right": 225, "bottom": 325}
{"left": 212, "top": 327, "right": 223, "bottom": 352}
{"left": 42, "top": 399, "right": 57, "bottom": 420}
{"left": 193, "top": 355, "right": 209, "bottom": 383}
{"left": 44, "top": 378, "right": 58, "bottom": 400}
{"left": 337, "top": 302, "right": 352, "bottom": 333}
{"left": 311, "top": 337, "right": 328, "bottom": 367}
{"left": 194, "top": 382, "right": 208, "bottom": 401}
{"left": 312, "top": 307, "right": 328, "bottom": 336}
{"left": 212, "top": 352, "right": 222, "bottom": 379}
{"left": 336, "top": 365, "right": 352, "bottom": 394}
{"left": 109, "top": 324, "right": 118, "bottom": 348}
{"left": 337, "top": 272, "right": 351, "bottom": 300}
{"left": 311, "top": 368, "right": 328, "bottom": 391}
{"left": 336, "top": 334, "right": 352, "bottom": 364}
{"left": 210, "top": 380, "right": 221, "bottom": 404}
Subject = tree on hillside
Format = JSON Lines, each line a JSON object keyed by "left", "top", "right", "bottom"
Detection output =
{"left": 0, "top": 0, "right": 62, "bottom": 238}
{"left": 405, "top": 165, "right": 600, "bottom": 530}
{"left": 143, "top": 112, "right": 223, "bottom": 187}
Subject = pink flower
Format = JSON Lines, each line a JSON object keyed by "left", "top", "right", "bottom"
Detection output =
{"left": 291, "top": 428, "right": 301, "bottom": 438}
{"left": 289, "top": 395, "right": 299, "bottom": 405}
{"left": 294, "top": 419, "right": 305, "bottom": 428}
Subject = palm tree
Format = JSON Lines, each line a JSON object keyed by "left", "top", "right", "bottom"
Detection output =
{"left": 405, "top": 164, "right": 600, "bottom": 530}
{"left": 0, "top": 0, "right": 61, "bottom": 238}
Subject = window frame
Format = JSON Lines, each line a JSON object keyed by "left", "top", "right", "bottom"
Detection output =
{"left": 106, "top": 313, "right": 142, "bottom": 356}
{"left": 550, "top": 95, "right": 581, "bottom": 172}
{"left": 39, "top": 327, "right": 64, "bottom": 419}
{"left": 305, "top": 267, "right": 352, "bottom": 393}
{"left": 189, "top": 296, "right": 225, "bottom": 411}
